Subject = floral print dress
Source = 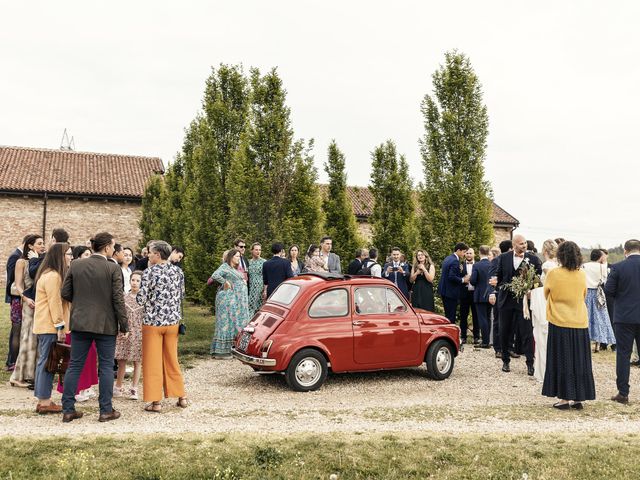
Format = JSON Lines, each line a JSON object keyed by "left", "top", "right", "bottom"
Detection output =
{"left": 115, "top": 292, "right": 143, "bottom": 362}
{"left": 210, "top": 263, "right": 250, "bottom": 356}
{"left": 248, "top": 257, "right": 266, "bottom": 316}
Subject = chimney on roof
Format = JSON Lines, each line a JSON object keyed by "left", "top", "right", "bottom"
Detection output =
{"left": 60, "top": 128, "right": 75, "bottom": 151}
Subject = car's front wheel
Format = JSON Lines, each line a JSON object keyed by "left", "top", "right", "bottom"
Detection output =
{"left": 425, "top": 339, "right": 455, "bottom": 380}
{"left": 285, "top": 348, "right": 328, "bottom": 392}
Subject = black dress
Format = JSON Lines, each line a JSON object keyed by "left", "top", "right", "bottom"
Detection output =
{"left": 411, "top": 272, "right": 435, "bottom": 311}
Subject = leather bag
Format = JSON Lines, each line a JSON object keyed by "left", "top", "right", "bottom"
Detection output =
{"left": 46, "top": 342, "right": 71, "bottom": 375}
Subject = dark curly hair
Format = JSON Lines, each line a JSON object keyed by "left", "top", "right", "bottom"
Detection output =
{"left": 557, "top": 241, "right": 582, "bottom": 271}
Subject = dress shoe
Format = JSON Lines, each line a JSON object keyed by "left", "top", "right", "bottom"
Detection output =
{"left": 37, "top": 403, "right": 63, "bottom": 415}
{"left": 553, "top": 402, "right": 571, "bottom": 410}
{"left": 479, "top": 344, "right": 491, "bottom": 349}
{"left": 502, "top": 362, "right": 510, "bottom": 372}
{"left": 98, "top": 410, "right": 121, "bottom": 422}
{"left": 527, "top": 365, "right": 535, "bottom": 376}
{"left": 62, "top": 411, "right": 84, "bottom": 423}
{"left": 630, "top": 360, "right": 640, "bottom": 367}
{"left": 571, "top": 402, "right": 584, "bottom": 410}
{"left": 509, "top": 350, "right": 521, "bottom": 359}
{"left": 473, "top": 338, "right": 481, "bottom": 345}
{"left": 611, "top": 393, "right": 629, "bottom": 404}
{"left": 495, "top": 351, "right": 502, "bottom": 358}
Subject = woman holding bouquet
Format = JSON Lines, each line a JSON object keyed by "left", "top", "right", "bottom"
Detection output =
{"left": 542, "top": 241, "right": 595, "bottom": 410}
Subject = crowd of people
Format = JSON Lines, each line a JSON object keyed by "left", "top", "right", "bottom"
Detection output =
{"left": 4, "top": 227, "right": 640, "bottom": 421}
{"left": 4, "top": 228, "right": 187, "bottom": 420}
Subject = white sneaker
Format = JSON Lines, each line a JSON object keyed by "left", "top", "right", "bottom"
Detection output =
{"left": 113, "top": 386, "right": 124, "bottom": 398}
{"left": 75, "top": 391, "right": 89, "bottom": 402}
{"left": 128, "top": 388, "right": 138, "bottom": 400}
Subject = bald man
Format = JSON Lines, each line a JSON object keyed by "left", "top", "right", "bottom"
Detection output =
{"left": 490, "top": 234, "right": 542, "bottom": 375}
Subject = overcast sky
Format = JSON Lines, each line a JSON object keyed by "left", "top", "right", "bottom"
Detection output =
{"left": 1, "top": 1, "right": 638, "bottom": 249}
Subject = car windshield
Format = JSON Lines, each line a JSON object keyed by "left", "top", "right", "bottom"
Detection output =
{"left": 269, "top": 283, "right": 300, "bottom": 305}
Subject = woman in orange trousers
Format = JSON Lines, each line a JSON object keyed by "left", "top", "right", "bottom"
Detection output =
{"left": 136, "top": 240, "right": 188, "bottom": 412}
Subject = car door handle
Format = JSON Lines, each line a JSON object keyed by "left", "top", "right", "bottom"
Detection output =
{"left": 352, "top": 320, "right": 364, "bottom": 326}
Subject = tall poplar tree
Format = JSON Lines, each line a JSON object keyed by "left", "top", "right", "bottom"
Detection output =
{"left": 139, "top": 174, "right": 167, "bottom": 246}
{"left": 227, "top": 68, "right": 323, "bottom": 252}
{"left": 419, "top": 50, "right": 493, "bottom": 263}
{"left": 323, "top": 140, "right": 361, "bottom": 268}
{"left": 182, "top": 64, "right": 250, "bottom": 302}
{"left": 369, "top": 140, "right": 417, "bottom": 259}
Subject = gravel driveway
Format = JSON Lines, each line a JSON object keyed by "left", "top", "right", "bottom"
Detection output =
{"left": 1, "top": 348, "right": 639, "bottom": 437}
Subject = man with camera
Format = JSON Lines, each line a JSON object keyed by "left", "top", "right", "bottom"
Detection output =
{"left": 382, "top": 247, "right": 411, "bottom": 299}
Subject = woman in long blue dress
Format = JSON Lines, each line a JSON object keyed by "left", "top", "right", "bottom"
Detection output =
{"left": 209, "top": 248, "right": 250, "bottom": 358}
{"left": 248, "top": 243, "right": 266, "bottom": 316}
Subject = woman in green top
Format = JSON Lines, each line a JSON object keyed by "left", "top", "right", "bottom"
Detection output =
{"left": 247, "top": 243, "right": 266, "bottom": 316}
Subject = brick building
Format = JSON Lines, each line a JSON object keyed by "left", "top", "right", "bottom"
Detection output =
{"left": 0, "top": 146, "right": 164, "bottom": 289}
{"left": 321, "top": 185, "right": 519, "bottom": 245}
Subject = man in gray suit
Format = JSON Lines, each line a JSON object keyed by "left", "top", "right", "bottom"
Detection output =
{"left": 320, "top": 236, "right": 341, "bottom": 274}
{"left": 60, "top": 232, "right": 128, "bottom": 422}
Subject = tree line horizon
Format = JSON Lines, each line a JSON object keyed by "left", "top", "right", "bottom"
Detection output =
{"left": 140, "top": 50, "right": 494, "bottom": 304}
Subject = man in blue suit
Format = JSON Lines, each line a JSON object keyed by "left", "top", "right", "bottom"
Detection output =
{"left": 437, "top": 242, "right": 470, "bottom": 323}
{"left": 470, "top": 245, "right": 495, "bottom": 348}
{"left": 382, "top": 247, "right": 411, "bottom": 299}
{"left": 262, "top": 243, "right": 294, "bottom": 299}
{"left": 605, "top": 239, "right": 640, "bottom": 404}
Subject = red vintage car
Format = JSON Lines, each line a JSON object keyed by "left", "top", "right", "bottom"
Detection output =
{"left": 231, "top": 272, "right": 461, "bottom": 391}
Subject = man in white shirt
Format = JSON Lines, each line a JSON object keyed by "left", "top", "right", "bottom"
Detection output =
{"left": 459, "top": 248, "right": 478, "bottom": 344}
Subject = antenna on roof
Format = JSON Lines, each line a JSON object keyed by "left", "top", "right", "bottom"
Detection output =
{"left": 60, "top": 128, "right": 75, "bottom": 151}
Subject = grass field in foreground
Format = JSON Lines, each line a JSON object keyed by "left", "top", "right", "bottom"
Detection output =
{"left": 1, "top": 432, "right": 639, "bottom": 479}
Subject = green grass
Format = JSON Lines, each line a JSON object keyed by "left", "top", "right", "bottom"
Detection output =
{"left": 1, "top": 433, "right": 640, "bottom": 479}
{"left": 0, "top": 301, "right": 214, "bottom": 378}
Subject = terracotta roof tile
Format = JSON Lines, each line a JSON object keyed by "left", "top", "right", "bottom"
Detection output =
{"left": 0, "top": 146, "right": 164, "bottom": 198}
{"left": 319, "top": 184, "right": 518, "bottom": 226}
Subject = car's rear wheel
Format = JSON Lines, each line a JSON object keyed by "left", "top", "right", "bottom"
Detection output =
{"left": 285, "top": 349, "right": 328, "bottom": 392}
{"left": 425, "top": 339, "right": 454, "bottom": 380}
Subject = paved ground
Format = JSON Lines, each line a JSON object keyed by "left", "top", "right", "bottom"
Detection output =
{"left": 1, "top": 347, "right": 639, "bottom": 437}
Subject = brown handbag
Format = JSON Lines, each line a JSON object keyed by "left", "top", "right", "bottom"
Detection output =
{"left": 46, "top": 342, "right": 71, "bottom": 375}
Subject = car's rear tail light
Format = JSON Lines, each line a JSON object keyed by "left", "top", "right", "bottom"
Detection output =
{"left": 261, "top": 340, "right": 273, "bottom": 358}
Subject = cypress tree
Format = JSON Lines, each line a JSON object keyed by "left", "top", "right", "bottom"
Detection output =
{"left": 369, "top": 141, "right": 417, "bottom": 261}
{"left": 419, "top": 50, "right": 493, "bottom": 264}
{"left": 182, "top": 64, "right": 250, "bottom": 302}
{"left": 139, "top": 174, "right": 167, "bottom": 247}
{"left": 323, "top": 140, "right": 361, "bottom": 269}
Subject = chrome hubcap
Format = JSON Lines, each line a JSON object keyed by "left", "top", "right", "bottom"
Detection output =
{"left": 295, "top": 357, "right": 321, "bottom": 387}
{"left": 435, "top": 347, "right": 452, "bottom": 374}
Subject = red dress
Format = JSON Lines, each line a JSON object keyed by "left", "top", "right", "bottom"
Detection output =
{"left": 56, "top": 333, "right": 98, "bottom": 394}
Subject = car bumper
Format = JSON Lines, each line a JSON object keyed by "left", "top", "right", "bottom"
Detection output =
{"left": 231, "top": 347, "right": 277, "bottom": 367}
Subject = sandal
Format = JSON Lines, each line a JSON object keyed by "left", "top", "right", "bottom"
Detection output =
{"left": 176, "top": 397, "right": 189, "bottom": 408}
{"left": 144, "top": 402, "right": 162, "bottom": 413}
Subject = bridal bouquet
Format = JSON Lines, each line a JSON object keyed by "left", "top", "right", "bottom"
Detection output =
{"left": 500, "top": 258, "right": 541, "bottom": 319}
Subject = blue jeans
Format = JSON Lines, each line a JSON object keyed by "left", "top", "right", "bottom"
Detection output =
{"left": 34, "top": 334, "right": 57, "bottom": 399}
{"left": 62, "top": 331, "right": 116, "bottom": 414}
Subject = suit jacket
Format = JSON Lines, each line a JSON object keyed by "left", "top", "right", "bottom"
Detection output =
{"left": 262, "top": 256, "right": 294, "bottom": 298}
{"left": 604, "top": 255, "right": 640, "bottom": 325}
{"left": 322, "top": 252, "right": 342, "bottom": 274}
{"left": 61, "top": 254, "right": 128, "bottom": 335}
{"left": 470, "top": 257, "right": 494, "bottom": 303}
{"left": 4, "top": 248, "right": 21, "bottom": 303}
{"left": 494, "top": 251, "right": 542, "bottom": 309}
{"left": 347, "top": 258, "right": 362, "bottom": 275}
{"left": 382, "top": 261, "right": 411, "bottom": 299}
{"left": 437, "top": 253, "right": 465, "bottom": 300}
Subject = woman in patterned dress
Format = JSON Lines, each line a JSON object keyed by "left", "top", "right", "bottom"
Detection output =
{"left": 583, "top": 249, "right": 616, "bottom": 352}
{"left": 114, "top": 270, "right": 144, "bottom": 400}
{"left": 10, "top": 234, "right": 46, "bottom": 387}
{"left": 137, "top": 241, "right": 187, "bottom": 412}
{"left": 247, "top": 243, "right": 266, "bottom": 316}
{"left": 209, "top": 248, "right": 250, "bottom": 359}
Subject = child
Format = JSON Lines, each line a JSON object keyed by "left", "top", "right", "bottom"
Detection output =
{"left": 114, "top": 270, "right": 143, "bottom": 399}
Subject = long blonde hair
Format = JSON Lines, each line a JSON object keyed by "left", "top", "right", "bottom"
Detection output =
{"left": 412, "top": 249, "right": 433, "bottom": 272}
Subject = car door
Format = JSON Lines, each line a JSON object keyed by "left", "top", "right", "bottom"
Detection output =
{"left": 351, "top": 285, "right": 421, "bottom": 365}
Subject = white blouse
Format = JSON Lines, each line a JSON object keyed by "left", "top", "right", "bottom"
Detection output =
{"left": 582, "top": 262, "right": 607, "bottom": 289}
